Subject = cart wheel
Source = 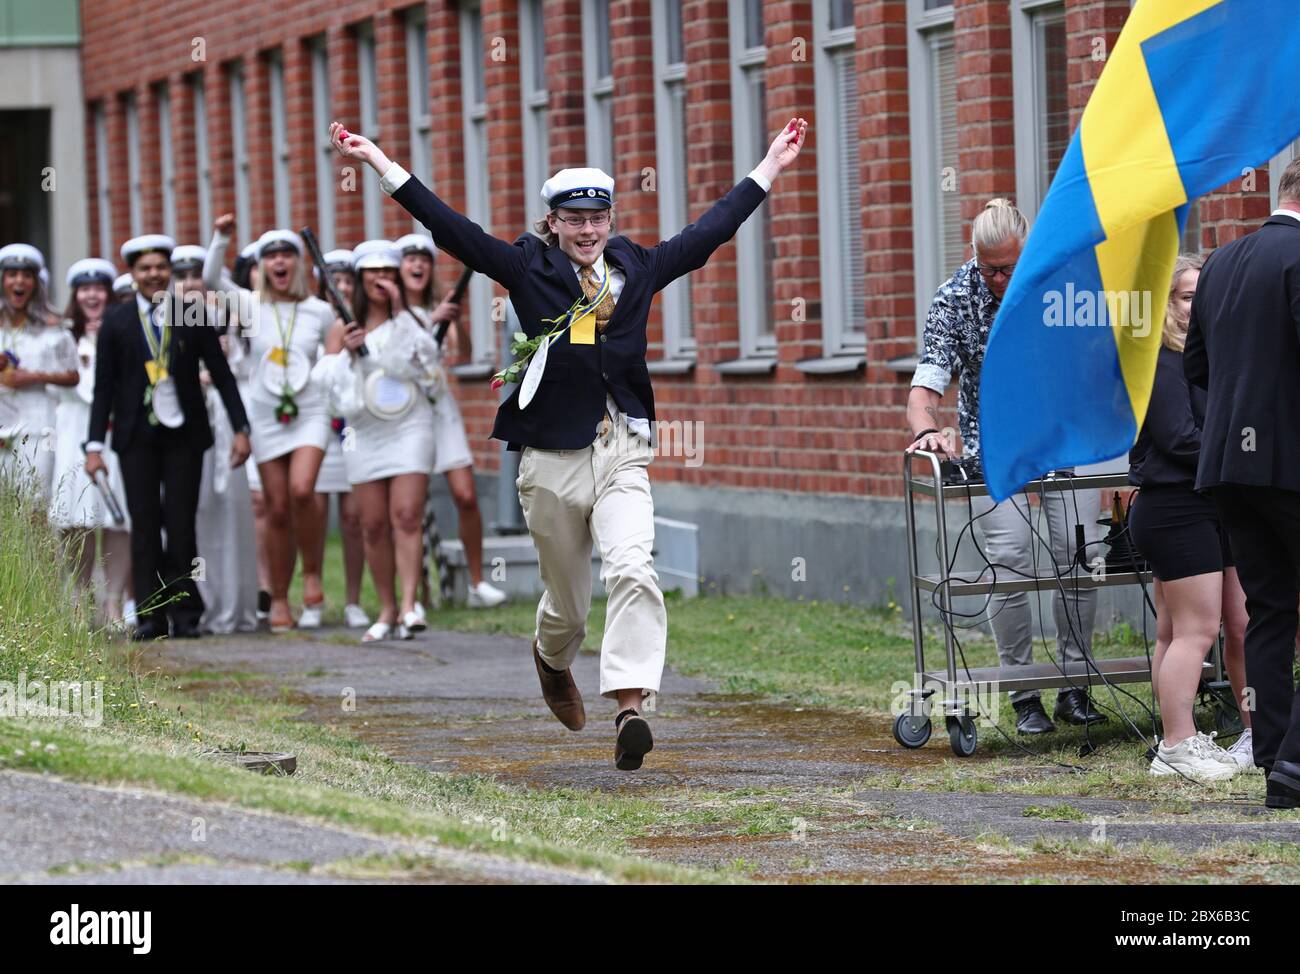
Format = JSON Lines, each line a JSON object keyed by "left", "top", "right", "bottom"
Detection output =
{"left": 946, "top": 716, "right": 977, "bottom": 757}
{"left": 893, "top": 712, "right": 932, "bottom": 749}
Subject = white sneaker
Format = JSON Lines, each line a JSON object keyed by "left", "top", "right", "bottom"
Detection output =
{"left": 1150, "top": 733, "right": 1240, "bottom": 781}
{"left": 467, "top": 580, "right": 507, "bottom": 608}
{"left": 1225, "top": 728, "right": 1256, "bottom": 771}
{"left": 343, "top": 603, "right": 371, "bottom": 629}
{"left": 297, "top": 603, "right": 324, "bottom": 629}
{"left": 123, "top": 599, "right": 138, "bottom": 627}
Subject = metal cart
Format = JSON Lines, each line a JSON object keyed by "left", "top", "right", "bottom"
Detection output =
{"left": 898, "top": 450, "right": 1156, "bottom": 756}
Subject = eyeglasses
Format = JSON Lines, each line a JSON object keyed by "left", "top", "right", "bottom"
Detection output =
{"left": 976, "top": 262, "right": 1017, "bottom": 280}
{"left": 553, "top": 211, "right": 612, "bottom": 229}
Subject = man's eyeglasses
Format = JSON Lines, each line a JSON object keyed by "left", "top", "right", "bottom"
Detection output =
{"left": 976, "top": 262, "right": 1017, "bottom": 280}
{"left": 553, "top": 211, "right": 612, "bottom": 229}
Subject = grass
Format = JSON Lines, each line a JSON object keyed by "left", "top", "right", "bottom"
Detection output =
{"left": 6, "top": 487, "right": 1292, "bottom": 883}
{"left": 0, "top": 476, "right": 735, "bottom": 884}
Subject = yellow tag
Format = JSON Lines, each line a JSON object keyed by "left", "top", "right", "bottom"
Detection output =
{"left": 144, "top": 360, "right": 160, "bottom": 385}
{"left": 157, "top": 366, "right": 169, "bottom": 383}
{"left": 269, "top": 346, "right": 289, "bottom": 366}
{"left": 570, "top": 312, "right": 596, "bottom": 346}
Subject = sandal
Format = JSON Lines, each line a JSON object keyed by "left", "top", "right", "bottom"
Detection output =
{"left": 362, "top": 622, "right": 392, "bottom": 643}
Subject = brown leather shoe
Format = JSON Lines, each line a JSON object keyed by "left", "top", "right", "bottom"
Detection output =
{"left": 532, "top": 639, "right": 586, "bottom": 731}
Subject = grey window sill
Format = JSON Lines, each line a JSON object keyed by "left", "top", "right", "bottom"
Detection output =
{"left": 885, "top": 353, "right": 919, "bottom": 373}
{"left": 713, "top": 356, "right": 777, "bottom": 376}
{"left": 451, "top": 362, "right": 494, "bottom": 379}
{"left": 794, "top": 354, "right": 865, "bottom": 375}
{"left": 646, "top": 359, "right": 695, "bottom": 376}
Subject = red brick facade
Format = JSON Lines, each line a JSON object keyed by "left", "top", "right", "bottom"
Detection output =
{"left": 78, "top": 0, "right": 1270, "bottom": 494}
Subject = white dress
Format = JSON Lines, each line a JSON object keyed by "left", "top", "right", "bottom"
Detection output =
{"left": 195, "top": 373, "right": 259, "bottom": 634}
{"left": 48, "top": 328, "right": 130, "bottom": 530}
{"left": 314, "top": 338, "right": 351, "bottom": 494}
{"left": 227, "top": 337, "right": 262, "bottom": 493}
{"left": 242, "top": 295, "right": 334, "bottom": 462}
{"left": 409, "top": 307, "right": 473, "bottom": 475}
{"left": 0, "top": 319, "right": 77, "bottom": 503}
{"left": 203, "top": 233, "right": 333, "bottom": 465}
{"left": 314, "top": 312, "right": 441, "bottom": 485}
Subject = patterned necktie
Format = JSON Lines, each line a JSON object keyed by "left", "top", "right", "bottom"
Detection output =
{"left": 578, "top": 263, "right": 617, "bottom": 332}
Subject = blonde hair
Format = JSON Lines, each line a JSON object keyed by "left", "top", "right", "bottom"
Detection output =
{"left": 971, "top": 198, "right": 1028, "bottom": 255}
{"left": 256, "top": 251, "right": 310, "bottom": 302}
{"left": 1162, "top": 252, "right": 1205, "bottom": 352}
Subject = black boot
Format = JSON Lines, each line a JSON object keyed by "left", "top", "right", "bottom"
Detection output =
{"left": 1014, "top": 696, "right": 1055, "bottom": 734}
{"left": 1054, "top": 688, "right": 1107, "bottom": 725}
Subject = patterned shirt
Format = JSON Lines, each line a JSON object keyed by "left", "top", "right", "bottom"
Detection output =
{"left": 911, "top": 258, "right": 1001, "bottom": 459}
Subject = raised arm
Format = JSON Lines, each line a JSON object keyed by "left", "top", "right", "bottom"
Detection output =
{"left": 648, "top": 118, "right": 807, "bottom": 291}
{"left": 329, "top": 122, "right": 527, "bottom": 289}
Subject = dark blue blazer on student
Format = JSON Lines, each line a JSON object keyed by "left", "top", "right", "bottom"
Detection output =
{"left": 390, "top": 174, "right": 769, "bottom": 450}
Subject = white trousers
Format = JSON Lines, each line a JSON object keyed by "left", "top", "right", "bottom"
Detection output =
{"left": 515, "top": 414, "right": 666, "bottom": 702}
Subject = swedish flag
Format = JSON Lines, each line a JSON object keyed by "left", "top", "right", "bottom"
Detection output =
{"left": 979, "top": 0, "right": 1300, "bottom": 501}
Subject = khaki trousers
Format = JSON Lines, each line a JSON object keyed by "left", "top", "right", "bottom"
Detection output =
{"left": 515, "top": 415, "right": 666, "bottom": 702}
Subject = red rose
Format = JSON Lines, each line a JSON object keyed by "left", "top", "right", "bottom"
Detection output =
{"left": 490, "top": 377, "right": 505, "bottom": 391}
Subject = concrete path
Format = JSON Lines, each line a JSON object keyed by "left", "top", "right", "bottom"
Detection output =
{"left": 136, "top": 626, "right": 1300, "bottom": 883}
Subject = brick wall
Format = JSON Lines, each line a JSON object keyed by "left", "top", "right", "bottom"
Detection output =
{"left": 77, "top": 0, "right": 1271, "bottom": 499}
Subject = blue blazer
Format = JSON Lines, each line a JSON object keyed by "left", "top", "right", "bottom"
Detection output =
{"left": 390, "top": 174, "right": 768, "bottom": 449}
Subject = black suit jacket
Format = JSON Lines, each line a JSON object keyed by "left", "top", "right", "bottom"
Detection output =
{"left": 88, "top": 294, "right": 249, "bottom": 454}
{"left": 391, "top": 174, "right": 768, "bottom": 449}
{"left": 1185, "top": 215, "right": 1300, "bottom": 492}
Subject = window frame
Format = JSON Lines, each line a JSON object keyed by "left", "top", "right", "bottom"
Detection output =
{"left": 229, "top": 63, "right": 251, "bottom": 241}
{"left": 93, "top": 101, "right": 112, "bottom": 259}
{"left": 356, "top": 21, "right": 383, "bottom": 241}
{"left": 268, "top": 50, "right": 291, "bottom": 228}
{"left": 458, "top": 1, "right": 495, "bottom": 372}
{"left": 124, "top": 92, "right": 142, "bottom": 238}
{"left": 811, "top": 0, "right": 864, "bottom": 358}
{"left": 191, "top": 75, "right": 212, "bottom": 240}
{"left": 583, "top": 0, "right": 615, "bottom": 174}
{"left": 1011, "top": 0, "right": 1069, "bottom": 223}
{"left": 310, "top": 37, "right": 336, "bottom": 251}
{"left": 654, "top": 0, "right": 696, "bottom": 361}
{"left": 519, "top": 0, "right": 550, "bottom": 226}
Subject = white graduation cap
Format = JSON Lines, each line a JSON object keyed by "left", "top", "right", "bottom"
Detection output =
{"left": 352, "top": 239, "right": 401, "bottom": 271}
{"left": 395, "top": 233, "right": 436, "bottom": 258}
{"left": 66, "top": 258, "right": 117, "bottom": 289}
{"left": 113, "top": 272, "right": 134, "bottom": 295}
{"left": 541, "top": 168, "right": 615, "bottom": 211}
{"left": 169, "top": 245, "right": 207, "bottom": 271}
{"left": 0, "top": 243, "right": 46, "bottom": 272}
{"left": 120, "top": 234, "right": 176, "bottom": 266}
{"left": 256, "top": 229, "right": 304, "bottom": 260}
{"left": 323, "top": 248, "right": 355, "bottom": 272}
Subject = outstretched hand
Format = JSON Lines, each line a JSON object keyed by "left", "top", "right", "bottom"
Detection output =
{"left": 329, "top": 121, "right": 393, "bottom": 175}
{"left": 765, "top": 118, "right": 808, "bottom": 172}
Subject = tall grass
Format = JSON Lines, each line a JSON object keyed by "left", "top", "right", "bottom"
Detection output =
{"left": 0, "top": 467, "right": 142, "bottom": 724}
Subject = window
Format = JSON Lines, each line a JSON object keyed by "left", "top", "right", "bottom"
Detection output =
{"left": 93, "top": 102, "right": 111, "bottom": 259}
{"left": 728, "top": 0, "right": 773, "bottom": 358}
{"left": 812, "top": 0, "right": 864, "bottom": 355}
{"left": 907, "top": 0, "right": 961, "bottom": 334}
{"left": 357, "top": 22, "right": 383, "bottom": 240}
{"left": 229, "top": 64, "right": 251, "bottom": 241}
{"left": 519, "top": 0, "right": 550, "bottom": 224}
{"left": 310, "top": 39, "right": 335, "bottom": 250}
{"left": 124, "top": 92, "right": 141, "bottom": 237}
{"left": 406, "top": 11, "right": 433, "bottom": 199}
{"left": 1013, "top": 0, "right": 1069, "bottom": 220}
{"left": 157, "top": 85, "right": 176, "bottom": 239}
{"left": 269, "top": 51, "right": 290, "bottom": 228}
{"left": 191, "top": 75, "right": 212, "bottom": 239}
{"left": 460, "top": 2, "right": 494, "bottom": 369}
{"left": 584, "top": 0, "right": 614, "bottom": 173}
